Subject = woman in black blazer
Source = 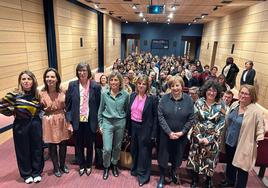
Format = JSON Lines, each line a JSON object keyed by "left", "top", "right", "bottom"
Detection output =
{"left": 240, "top": 60, "right": 255, "bottom": 86}
{"left": 65, "top": 62, "right": 101, "bottom": 176}
{"left": 128, "top": 75, "right": 158, "bottom": 187}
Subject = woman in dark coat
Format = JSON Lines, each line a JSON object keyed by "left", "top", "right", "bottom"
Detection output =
{"left": 240, "top": 60, "right": 255, "bottom": 86}
{"left": 157, "top": 76, "right": 195, "bottom": 188}
{"left": 128, "top": 75, "right": 158, "bottom": 187}
{"left": 222, "top": 57, "right": 239, "bottom": 89}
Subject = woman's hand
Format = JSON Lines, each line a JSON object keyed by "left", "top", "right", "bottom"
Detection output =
{"left": 98, "top": 127, "right": 103, "bottom": 134}
{"left": 199, "top": 138, "right": 209, "bottom": 145}
{"left": 174, "top": 131, "right": 184, "bottom": 138}
{"left": 169, "top": 132, "right": 179, "bottom": 140}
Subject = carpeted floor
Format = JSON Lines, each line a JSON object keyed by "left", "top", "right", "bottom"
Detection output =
{"left": 0, "top": 138, "right": 266, "bottom": 188}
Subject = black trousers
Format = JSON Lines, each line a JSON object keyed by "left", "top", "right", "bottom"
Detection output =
{"left": 13, "top": 118, "right": 44, "bottom": 179}
{"left": 130, "top": 121, "right": 152, "bottom": 183}
{"left": 74, "top": 122, "right": 95, "bottom": 169}
{"left": 225, "top": 144, "right": 248, "bottom": 188}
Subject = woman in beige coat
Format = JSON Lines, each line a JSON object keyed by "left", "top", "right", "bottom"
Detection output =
{"left": 220, "top": 84, "right": 266, "bottom": 188}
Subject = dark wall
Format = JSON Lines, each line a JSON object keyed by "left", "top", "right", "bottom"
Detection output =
{"left": 121, "top": 22, "right": 203, "bottom": 58}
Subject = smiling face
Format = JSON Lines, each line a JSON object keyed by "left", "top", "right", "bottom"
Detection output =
{"left": 137, "top": 80, "right": 147, "bottom": 94}
{"left": 109, "top": 76, "right": 120, "bottom": 91}
{"left": 100, "top": 75, "right": 107, "bottom": 85}
{"left": 206, "top": 87, "right": 217, "bottom": 102}
{"left": 45, "top": 70, "right": 57, "bottom": 89}
{"left": 77, "top": 67, "right": 89, "bottom": 81}
{"left": 239, "top": 87, "right": 252, "bottom": 105}
{"left": 170, "top": 80, "right": 182, "bottom": 97}
{"left": 20, "top": 73, "right": 33, "bottom": 91}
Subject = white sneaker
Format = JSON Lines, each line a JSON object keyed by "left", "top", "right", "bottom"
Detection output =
{"left": 24, "top": 177, "right": 33, "bottom": 184}
{"left": 33, "top": 176, "right": 41, "bottom": 183}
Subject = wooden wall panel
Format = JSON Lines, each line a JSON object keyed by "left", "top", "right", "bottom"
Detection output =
{"left": 103, "top": 15, "right": 121, "bottom": 71}
{"left": 54, "top": 0, "right": 98, "bottom": 81}
{"left": 199, "top": 0, "right": 268, "bottom": 108}
{"left": 0, "top": 0, "right": 48, "bottom": 97}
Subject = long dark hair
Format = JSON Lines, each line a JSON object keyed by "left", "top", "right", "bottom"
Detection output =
{"left": 18, "top": 70, "right": 38, "bottom": 96}
{"left": 201, "top": 80, "right": 222, "bottom": 102}
{"left": 42, "top": 68, "right": 61, "bottom": 93}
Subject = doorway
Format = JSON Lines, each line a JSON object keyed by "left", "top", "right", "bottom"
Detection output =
{"left": 121, "top": 34, "right": 140, "bottom": 59}
{"left": 181, "top": 36, "right": 201, "bottom": 60}
{"left": 210, "top": 41, "right": 218, "bottom": 68}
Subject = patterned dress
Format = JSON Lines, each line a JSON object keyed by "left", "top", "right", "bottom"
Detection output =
{"left": 187, "top": 97, "right": 226, "bottom": 177}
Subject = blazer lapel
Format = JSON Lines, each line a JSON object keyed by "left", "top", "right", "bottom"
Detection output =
{"left": 142, "top": 95, "right": 150, "bottom": 116}
{"left": 89, "top": 80, "right": 94, "bottom": 101}
{"left": 130, "top": 93, "right": 137, "bottom": 107}
{"left": 74, "top": 80, "right": 80, "bottom": 101}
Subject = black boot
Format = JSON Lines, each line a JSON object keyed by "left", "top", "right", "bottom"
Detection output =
{"left": 49, "top": 144, "right": 61, "bottom": 177}
{"left": 157, "top": 166, "right": 165, "bottom": 188}
{"left": 103, "top": 168, "right": 109, "bottom": 180}
{"left": 205, "top": 176, "right": 213, "bottom": 188}
{"left": 59, "top": 141, "right": 69, "bottom": 174}
{"left": 112, "top": 164, "right": 119, "bottom": 177}
{"left": 191, "top": 170, "right": 199, "bottom": 188}
{"left": 171, "top": 167, "right": 180, "bottom": 185}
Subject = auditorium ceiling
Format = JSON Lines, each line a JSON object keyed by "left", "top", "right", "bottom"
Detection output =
{"left": 79, "top": 0, "right": 266, "bottom": 24}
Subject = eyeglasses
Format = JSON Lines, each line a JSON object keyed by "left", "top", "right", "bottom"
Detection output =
{"left": 239, "top": 91, "right": 250, "bottom": 96}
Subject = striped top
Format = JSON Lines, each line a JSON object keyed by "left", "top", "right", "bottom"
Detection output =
{"left": 0, "top": 92, "right": 41, "bottom": 119}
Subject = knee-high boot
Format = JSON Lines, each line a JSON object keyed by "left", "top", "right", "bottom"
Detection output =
{"left": 205, "top": 175, "right": 213, "bottom": 188}
{"left": 157, "top": 166, "right": 165, "bottom": 188}
{"left": 191, "top": 170, "right": 199, "bottom": 188}
{"left": 49, "top": 144, "right": 61, "bottom": 177}
{"left": 59, "top": 141, "right": 69, "bottom": 173}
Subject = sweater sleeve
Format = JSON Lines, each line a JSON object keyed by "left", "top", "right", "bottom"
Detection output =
{"left": 158, "top": 97, "right": 172, "bottom": 135}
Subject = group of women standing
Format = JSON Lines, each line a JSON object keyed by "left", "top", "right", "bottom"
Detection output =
{"left": 0, "top": 62, "right": 266, "bottom": 188}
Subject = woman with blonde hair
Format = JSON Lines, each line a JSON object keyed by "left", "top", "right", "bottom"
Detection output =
{"left": 157, "top": 76, "right": 195, "bottom": 188}
{"left": 220, "top": 84, "right": 265, "bottom": 188}
{"left": 128, "top": 75, "right": 158, "bottom": 186}
{"left": 0, "top": 70, "right": 43, "bottom": 184}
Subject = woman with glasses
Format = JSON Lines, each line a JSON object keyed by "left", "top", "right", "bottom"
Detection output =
{"left": 65, "top": 62, "right": 101, "bottom": 176}
{"left": 187, "top": 80, "right": 226, "bottom": 188}
{"left": 220, "top": 84, "right": 265, "bottom": 188}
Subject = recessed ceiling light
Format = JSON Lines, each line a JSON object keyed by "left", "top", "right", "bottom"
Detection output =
{"left": 143, "top": 17, "right": 146, "bottom": 21}
{"left": 171, "top": 5, "right": 176, "bottom": 11}
{"left": 146, "top": 21, "right": 149, "bottom": 24}
{"left": 132, "top": 4, "right": 137, "bottom": 9}
{"left": 125, "top": 20, "right": 128, "bottom": 23}
{"left": 188, "top": 23, "right": 191, "bottom": 26}
{"left": 139, "top": 12, "right": 143, "bottom": 17}
{"left": 94, "top": 4, "right": 99, "bottom": 9}
{"left": 167, "top": 18, "right": 171, "bottom": 22}
{"left": 168, "top": 13, "right": 173, "bottom": 18}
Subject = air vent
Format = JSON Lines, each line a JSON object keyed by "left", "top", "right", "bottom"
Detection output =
{"left": 100, "top": 8, "right": 106, "bottom": 10}
{"left": 85, "top": 0, "right": 94, "bottom": 2}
